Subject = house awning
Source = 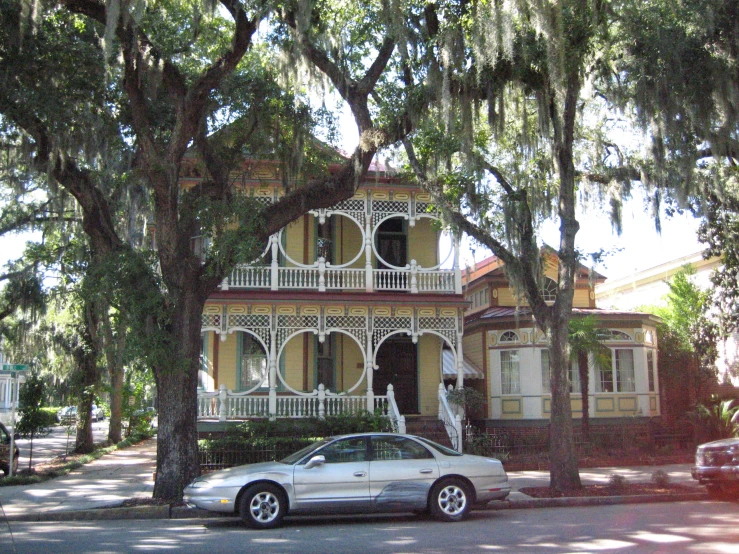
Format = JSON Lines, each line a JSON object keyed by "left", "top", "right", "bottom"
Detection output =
{"left": 442, "top": 349, "right": 485, "bottom": 380}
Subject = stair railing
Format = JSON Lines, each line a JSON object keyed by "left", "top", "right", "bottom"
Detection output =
{"left": 438, "top": 383, "right": 463, "bottom": 452}
{"left": 385, "top": 384, "right": 406, "bottom": 434}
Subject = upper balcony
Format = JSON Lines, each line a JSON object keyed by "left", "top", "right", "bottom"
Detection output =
{"left": 221, "top": 257, "right": 460, "bottom": 294}
{"left": 209, "top": 186, "right": 462, "bottom": 295}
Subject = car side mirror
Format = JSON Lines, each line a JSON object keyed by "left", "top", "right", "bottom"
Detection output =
{"left": 304, "top": 455, "right": 325, "bottom": 469}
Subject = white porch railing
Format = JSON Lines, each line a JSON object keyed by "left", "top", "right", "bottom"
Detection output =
{"left": 221, "top": 262, "right": 457, "bottom": 294}
{"left": 198, "top": 383, "right": 406, "bottom": 433}
{"left": 438, "top": 383, "right": 463, "bottom": 452}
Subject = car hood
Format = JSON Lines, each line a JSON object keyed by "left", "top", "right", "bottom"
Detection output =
{"left": 698, "top": 438, "right": 739, "bottom": 449}
{"left": 188, "top": 461, "right": 290, "bottom": 487}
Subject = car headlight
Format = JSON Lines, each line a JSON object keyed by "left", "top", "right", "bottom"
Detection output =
{"left": 696, "top": 450, "right": 704, "bottom": 466}
{"left": 188, "top": 480, "right": 211, "bottom": 489}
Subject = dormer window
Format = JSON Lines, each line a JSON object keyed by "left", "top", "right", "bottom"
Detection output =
{"left": 542, "top": 278, "right": 558, "bottom": 302}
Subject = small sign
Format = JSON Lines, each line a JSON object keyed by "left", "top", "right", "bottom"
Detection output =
{"left": 1, "top": 364, "right": 28, "bottom": 372}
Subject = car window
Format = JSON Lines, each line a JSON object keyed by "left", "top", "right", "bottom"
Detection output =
{"left": 315, "top": 437, "right": 367, "bottom": 463}
{"left": 415, "top": 436, "right": 463, "bottom": 456}
{"left": 0, "top": 425, "right": 8, "bottom": 444}
{"left": 280, "top": 440, "right": 330, "bottom": 465}
{"left": 371, "top": 436, "right": 433, "bottom": 460}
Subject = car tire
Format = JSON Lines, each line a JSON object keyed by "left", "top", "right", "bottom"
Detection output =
{"left": 428, "top": 478, "right": 471, "bottom": 522}
{"left": 239, "top": 483, "right": 287, "bottom": 529}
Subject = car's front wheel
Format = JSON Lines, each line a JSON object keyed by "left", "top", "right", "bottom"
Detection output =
{"left": 239, "top": 483, "right": 287, "bottom": 529}
{"left": 429, "top": 478, "right": 471, "bottom": 522}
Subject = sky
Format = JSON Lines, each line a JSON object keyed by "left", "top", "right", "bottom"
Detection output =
{"left": 0, "top": 106, "right": 705, "bottom": 283}
{"left": 334, "top": 107, "right": 704, "bottom": 281}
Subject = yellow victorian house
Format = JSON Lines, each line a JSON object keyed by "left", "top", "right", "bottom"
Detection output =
{"left": 187, "top": 156, "right": 470, "bottom": 447}
{"left": 461, "top": 252, "right": 661, "bottom": 429}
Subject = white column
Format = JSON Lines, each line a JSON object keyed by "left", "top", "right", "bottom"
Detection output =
{"left": 410, "top": 259, "right": 418, "bottom": 293}
{"left": 270, "top": 234, "right": 279, "bottom": 291}
{"left": 365, "top": 328, "right": 374, "bottom": 410}
{"left": 218, "top": 384, "right": 228, "bottom": 422}
{"left": 454, "top": 234, "right": 462, "bottom": 294}
{"left": 268, "top": 329, "right": 277, "bottom": 419}
{"left": 365, "top": 222, "right": 374, "bottom": 292}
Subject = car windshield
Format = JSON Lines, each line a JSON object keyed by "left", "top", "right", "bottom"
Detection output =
{"left": 415, "top": 436, "right": 463, "bottom": 456}
{"left": 279, "top": 439, "right": 331, "bottom": 465}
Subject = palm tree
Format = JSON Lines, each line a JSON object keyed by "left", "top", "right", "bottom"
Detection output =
{"left": 568, "top": 316, "right": 611, "bottom": 441}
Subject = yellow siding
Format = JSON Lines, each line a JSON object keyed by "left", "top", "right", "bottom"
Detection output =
{"left": 408, "top": 219, "right": 438, "bottom": 268}
{"left": 340, "top": 218, "right": 365, "bottom": 268}
{"left": 573, "top": 288, "right": 591, "bottom": 308}
{"left": 497, "top": 287, "right": 519, "bottom": 306}
{"left": 283, "top": 337, "right": 307, "bottom": 390}
{"left": 219, "top": 334, "right": 238, "bottom": 390}
{"left": 284, "top": 216, "right": 307, "bottom": 266}
{"left": 463, "top": 332, "right": 484, "bottom": 370}
{"left": 339, "top": 335, "right": 365, "bottom": 392}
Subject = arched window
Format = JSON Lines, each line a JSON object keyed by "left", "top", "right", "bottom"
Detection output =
{"left": 499, "top": 331, "right": 519, "bottom": 343}
{"left": 597, "top": 329, "right": 632, "bottom": 342}
{"left": 238, "top": 333, "right": 268, "bottom": 391}
{"left": 542, "top": 278, "right": 558, "bottom": 302}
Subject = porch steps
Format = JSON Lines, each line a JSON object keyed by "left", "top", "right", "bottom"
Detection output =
{"left": 403, "top": 416, "right": 454, "bottom": 448}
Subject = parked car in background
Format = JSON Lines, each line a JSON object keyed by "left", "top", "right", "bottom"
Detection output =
{"left": 57, "top": 406, "right": 77, "bottom": 426}
{"left": 184, "top": 432, "right": 510, "bottom": 529}
{"left": 91, "top": 404, "right": 105, "bottom": 422}
{"left": 692, "top": 437, "right": 739, "bottom": 498}
{"left": 0, "top": 422, "right": 19, "bottom": 476}
{"left": 57, "top": 404, "right": 105, "bottom": 425}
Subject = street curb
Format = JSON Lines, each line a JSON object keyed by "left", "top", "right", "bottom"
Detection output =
{"left": 484, "top": 491, "right": 709, "bottom": 510}
{"left": 4, "top": 492, "right": 710, "bottom": 522}
{"left": 3, "top": 505, "right": 171, "bottom": 522}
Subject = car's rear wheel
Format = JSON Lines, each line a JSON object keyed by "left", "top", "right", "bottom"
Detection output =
{"left": 239, "top": 483, "right": 287, "bottom": 529}
{"left": 429, "top": 478, "right": 471, "bottom": 522}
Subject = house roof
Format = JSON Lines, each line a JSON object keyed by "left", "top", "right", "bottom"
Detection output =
{"left": 463, "top": 247, "right": 607, "bottom": 288}
{"left": 465, "top": 306, "right": 660, "bottom": 326}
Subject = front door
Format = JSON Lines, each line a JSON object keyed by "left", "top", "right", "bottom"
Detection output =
{"left": 374, "top": 337, "right": 418, "bottom": 414}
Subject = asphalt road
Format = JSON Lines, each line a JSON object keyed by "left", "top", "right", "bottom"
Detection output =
{"left": 1, "top": 500, "right": 737, "bottom": 554}
{"left": 13, "top": 420, "right": 111, "bottom": 471}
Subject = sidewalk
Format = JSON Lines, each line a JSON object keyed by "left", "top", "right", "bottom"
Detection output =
{"left": 0, "top": 438, "right": 706, "bottom": 522}
{"left": 0, "top": 438, "right": 157, "bottom": 521}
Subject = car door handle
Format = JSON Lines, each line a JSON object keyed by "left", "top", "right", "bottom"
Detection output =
{"left": 419, "top": 469, "right": 433, "bottom": 474}
{"left": 354, "top": 471, "right": 367, "bottom": 477}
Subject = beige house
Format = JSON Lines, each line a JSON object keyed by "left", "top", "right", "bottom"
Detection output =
{"left": 462, "top": 252, "right": 661, "bottom": 426}
{"left": 596, "top": 250, "right": 739, "bottom": 389}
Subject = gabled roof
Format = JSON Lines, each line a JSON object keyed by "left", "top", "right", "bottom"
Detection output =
{"left": 463, "top": 245, "right": 607, "bottom": 288}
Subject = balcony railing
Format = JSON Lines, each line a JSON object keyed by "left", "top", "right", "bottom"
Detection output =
{"left": 197, "top": 383, "right": 407, "bottom": 433}
{"left": 221, "top": 260, "right": 459, "bottom": 294}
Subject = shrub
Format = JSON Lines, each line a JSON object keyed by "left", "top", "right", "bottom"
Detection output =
{"left": 651, "top": 469, "right": 670, "bottom": 487}
{"left": 198, "top": 410, "right": 393, "bottom": 470}
{"left": 608, "top": 474, "right": 627, "bottom": 492}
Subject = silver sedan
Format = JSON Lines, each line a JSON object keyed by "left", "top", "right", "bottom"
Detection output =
{"left": 184, "top": 432, "right": 510, "bottom": 529}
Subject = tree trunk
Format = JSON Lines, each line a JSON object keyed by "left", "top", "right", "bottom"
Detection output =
{"left": 75, "top": 340, "right": 97, "bottom": 454}
{"left": 578, "top": 351, "right": 590, "bottom": 441}
{"left": 106, "top": 320, "right": 126, "bottom": 444}
{"left": 75, "top": 300, "right": 102, "bottom": 453}
{"left": 151, "top": 286, "right": 205, "bottom": 501}
{"left": 548, "top": 315, "right": 582, "bottom": 492}
{"left": 547, "top": 70, "right": 583, "bottom": 493}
